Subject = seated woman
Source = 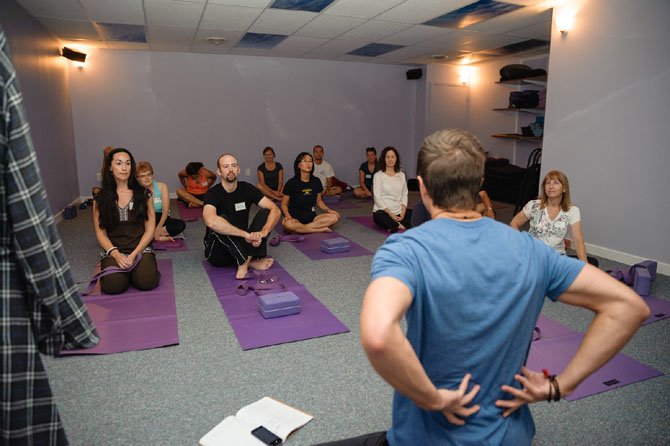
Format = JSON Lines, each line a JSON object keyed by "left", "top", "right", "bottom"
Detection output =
{"left": 136, "top": 161, "right": 186, "bottom": 240}
{"left": 281, "top": 152, "right": 340, "bottom": 234}
{"left": 176, "top": 162, "right": 216, "bottom": 207}
{"left": 372, "top": 146, "right": 412, "bottom": 233}
{"left": 353, "top": 147, "right": 378, "bottom": 199}
{"left": 510, "top": 170, "right": 598, "bottom": 266}
{"left": 256, "top": 146, "right": 284, "bottom": 201}
{"left": 93, "top": 148, "right": 160, "bottom": 295}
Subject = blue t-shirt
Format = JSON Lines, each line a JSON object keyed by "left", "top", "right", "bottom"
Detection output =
{"left": 371, "top": 217, "right": 584, "bottom": 446}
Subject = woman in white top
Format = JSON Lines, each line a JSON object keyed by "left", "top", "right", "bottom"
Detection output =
{"left": 510, "top": 170, "right": 597, "bottom": 265}
{"left": 372, "top": 146, "right": 412, "bottom": 233}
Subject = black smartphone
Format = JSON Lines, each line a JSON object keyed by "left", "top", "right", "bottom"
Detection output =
{"left": 251, "top": 426, "right": 282, "bottom": 445}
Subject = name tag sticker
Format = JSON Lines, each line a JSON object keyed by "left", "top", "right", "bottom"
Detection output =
{"left": 235, "top": 202, "right": 246, "bottom": 211}
{"left": 554, "top": 221, "right": 567, "bottom": 230}
{"left": 365, "top": 174, "right": 371, "bottom": 179}
{"left": 311, "top": 206, "right": 315, "bottom": 212}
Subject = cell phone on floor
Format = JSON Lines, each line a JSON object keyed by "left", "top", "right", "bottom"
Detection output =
{"left": 251, "top": 426, "right": 282, "bottom": 445}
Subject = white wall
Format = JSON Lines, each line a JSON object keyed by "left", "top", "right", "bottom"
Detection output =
{"left": 70, "top": 50, "right": 417, "bottom": 193}
{"left": 543, "top": 0, "right": 670, "bottom": 267}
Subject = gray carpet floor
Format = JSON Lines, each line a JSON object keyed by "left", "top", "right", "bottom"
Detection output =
{"left": 43, "top": 194, "right": 669, "bottom": 445}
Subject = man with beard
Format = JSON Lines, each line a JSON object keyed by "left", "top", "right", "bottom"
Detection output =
{"left": 203, "top": 153, "right": 280, "bottom": 278}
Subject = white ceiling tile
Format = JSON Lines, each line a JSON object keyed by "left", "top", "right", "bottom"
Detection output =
{"left": 302, "top": 38, "right": 368, "bottom": 57}
{"left": 464, "top": 5, "right": 552, "bottom": 33}
{"left": 379, "top": 24, "right": 452, "bottom": 46}
{"left": 273, "top": 36, "right": 327, "bottom": 52}
{"left": 146, "top": 25, "right": 196, "bottom": 51}
{"left": 192, "top": 28, "right": 245, "bottom": 50}
{"left": 375, "top": 0, "right": 475, "bottom": 24}
{"left": 295, "top": 15, "right": 366, "bottom": 39}
{"left": 16, "top": 0, "right": 87, "bottom": 20}
{"left": 200, "top": 4, "right": 263, "bottom": 30}
{"left": 334, "top": 54, "right": 373, "bottom": 63}
{"left": 415, "top": 29, "right": 480, "bottom": 50}
{"left": 459, "top": 33, "right": 526, "bottom": 52}
{"left": 108, "top": 41, "right": 150, "bottom": 50}
{"left": 38, "top": 18, "right": 101, "bottom": 40}
{"left": 324, "top": 0, "right": 405, "bottom": 19}
{"left": 208, "top": 0, "right": 272, "bottom": 6}
{"left": 337, "top": 20, "right": 410, "bottom": 41}
{"left": 80, "top": 0, "right": 144, "bottom": 25}
{"left": 145, "top": 0, "right": 205, "bottom": 28}
{"left": 249, "top": 9, "right": 316, "bottom": 35}
{"left": 375, "top": 45, "right": 434, "bottom": 60}
{"left": 503, "top": 20, "right": 551, "bottom": 39}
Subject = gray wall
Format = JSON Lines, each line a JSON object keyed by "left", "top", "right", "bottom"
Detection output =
{"left": 69, "top": 49, "right": 417, "bottom": 194}
{"left": 0, "top": 0, "right": 79, "bottom": 213}
{"left": 542, "top": 0, "right": 670, "bottom": 265}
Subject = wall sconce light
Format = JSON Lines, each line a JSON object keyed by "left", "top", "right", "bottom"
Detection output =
{"left": 62, "top": 47, "right": 87, "bottom": 63}
{"left": 555, "top": 11, "right": 575, "bottom": 35}
{"left": 459, "top": 66, "right": 474, "bottom": 85}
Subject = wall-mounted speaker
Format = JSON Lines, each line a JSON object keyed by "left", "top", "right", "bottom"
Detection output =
{"left": 406, "top": 68, "right": 423, "bottom": 80}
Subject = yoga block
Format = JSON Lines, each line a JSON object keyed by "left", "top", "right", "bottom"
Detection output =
{"left": 320, "top": 237, "right": 351, "bottom": 254}
{"left": 633, "top": 268, "right": 651, "bottom": 297}
{"left": 637, "top": 260, "right": 657, "bottom": 281}
{"left": 258, "top": 292, "right": 301, "bottom": 319}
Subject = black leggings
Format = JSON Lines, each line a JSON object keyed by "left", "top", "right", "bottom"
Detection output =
{"left": 204, "top": 208, "right": 270, "bottom": 267}
{"left": 156, "top": 212, "right": 186, "bottom": 236}
{"left": 373, "top": 209, "right": 413, "bottom": 233}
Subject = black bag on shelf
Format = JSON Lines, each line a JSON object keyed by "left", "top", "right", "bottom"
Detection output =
{"left": 509, "top": 90, "right": 539, "bottom": 108}
{"left": 500, "top": 64, "right": 547, "bottom": 81}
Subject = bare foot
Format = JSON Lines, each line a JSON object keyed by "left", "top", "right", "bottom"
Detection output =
{"left": 236, "top": 260, "right": 251, "bottom": 279}
{"left": 187, "top": 201, "right": 202, "bottom": 208}
{"left": 250, "top": 257, "right": 274, "bottom": 271}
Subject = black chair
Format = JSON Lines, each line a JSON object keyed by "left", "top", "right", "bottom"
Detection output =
{"left": 513, "top": 148, "right": 542, "bottom": 214}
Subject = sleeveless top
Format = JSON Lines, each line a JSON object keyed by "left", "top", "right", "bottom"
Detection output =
{"left": 152, "top": 180, "right": 163, "bottom": 213}
{"left": 105, "top": 199, "right": 145, "bottom": 254}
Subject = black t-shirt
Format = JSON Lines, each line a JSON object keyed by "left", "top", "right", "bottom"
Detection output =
{"left": 257, "top": 162, "right": 283, "bottom": 191}
{"left": 359, "top": 162, "right": 379, "bottom": 190}
{"left": 283, "top": 176, "right": 323, "bottom": 224}
{"left": 203, "top": 182, "right": 263, "bottom": 231}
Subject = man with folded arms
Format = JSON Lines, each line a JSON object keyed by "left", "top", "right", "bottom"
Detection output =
{"left": 203, "top": 154, "right": 280, "bottom": 279}
{"left": 318, "top": 129, "right": 648, "bottom": 445}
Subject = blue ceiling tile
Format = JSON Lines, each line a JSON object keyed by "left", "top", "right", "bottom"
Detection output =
{"left": 237, "top": 32, "right": 288, "bottom": 49}
{"left": 97, "top": 23, "right": 146, "bottom": 43}
{"left": 424, "top": 0, "right": 523, "bottom": 29}
{"left": 347, "top": 43, "right": 404, "bottom": 57}
{"left": 270, "top": 0, "right": 335, "bottom": 13}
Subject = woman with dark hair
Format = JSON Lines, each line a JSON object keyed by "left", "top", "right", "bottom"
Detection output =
{"left": 256, "top": 146, "right": 284, "bottom": 200}
{"left": 93, "top": 148, "right": 160, "bottom": 294}
{"left": 176, "top": 161, "right": 216, "bottom": 207}
{"left": 372, "top": 146, "right": 412, "bottom": 233}
{"left": 510, "top": 170, "right": 597, "bottom": 266}
{"left": 136, "top": 161, "right": 186, "bottom": 240}
{"left": 353, "top": 147, "right": 378, "bottom": 199}
{"left": 281, "top": 152, "right": 340, "bottom": 234}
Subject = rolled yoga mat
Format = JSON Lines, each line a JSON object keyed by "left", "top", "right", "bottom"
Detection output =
{"left": 62, "top": 258, "right": 179, "bottom": 355}
{"left": 203, "top": 260, "right": 349, "bottom": 350}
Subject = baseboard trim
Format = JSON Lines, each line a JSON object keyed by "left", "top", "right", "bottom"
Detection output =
{"left": 586, "top": 242, "right": 669, "bottom": 275}
{"left": 54, "top": 197, "right": 83, "bottom": 224}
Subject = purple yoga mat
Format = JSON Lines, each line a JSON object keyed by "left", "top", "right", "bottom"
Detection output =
{"left": 526, "top": 332, "right": 662, "bottom": 401}
{"left": 348, "top": 215, "right": 389, "bottom": 236}
{"left": 641, "top": 295, "right": 670, "bottom": 325}
{"left": 153, "top": 238, "right": 189, "bottom": 252}
{"left": 203, "top": 260, "right": 349, "bottom": 350}
{"left": 177, "top": 201, "right": 203, "bottom": 221}
{"left": 322, "top": 195, "right": 360, "bottom": 209}
{"left": 534, "top": 314, "right": 579, "bottom": 340}
{"left": 286, "top": 232, "right": 372, "bottom": 260}
{"left": 62, "top": 259, "right": 179, "bottom": 355}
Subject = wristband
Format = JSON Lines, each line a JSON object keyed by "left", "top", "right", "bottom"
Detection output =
{"left": 105, "top": 246, "right": 119, "bottom": 256}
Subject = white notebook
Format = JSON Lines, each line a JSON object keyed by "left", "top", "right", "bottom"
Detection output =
{"left": 199, "top": 397, "right": 313, "bottom": 446}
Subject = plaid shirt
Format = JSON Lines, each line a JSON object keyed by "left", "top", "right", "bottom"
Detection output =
{"left": 1, "top": 29, "right": 99, "bottom": 445}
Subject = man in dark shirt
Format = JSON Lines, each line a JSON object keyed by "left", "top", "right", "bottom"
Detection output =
{"left": 203, "top": 153, "right": 280, "bottom": 278}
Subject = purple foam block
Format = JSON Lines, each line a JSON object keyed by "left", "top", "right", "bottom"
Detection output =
{"left": 61, "top": 259, "right": 179, "bottom": 355}
{"left": 203, "top": 260, "right": 349, "bottom": 350}
{"left": 637, "top": 260, "right": 657, "bottom": 281}
{"left": 633, "top": 267, "right": 651, "bottom": 296}
{"left": 177, "top": 201, "right": 203, "bottom": 221}
{"left": 527, "top": 333, "right": 662, "bottom": 401}
{"left": 258, "top": 292, "right": 301, "bottom": 319}
{"left": 291, "top": 232, "right": 371, "bottom": 260}
{"left": 348, "top": 216, "right": 389, "bottom": 236}
{"left": 320, "top": 237, "right": 351, "bottom": 254}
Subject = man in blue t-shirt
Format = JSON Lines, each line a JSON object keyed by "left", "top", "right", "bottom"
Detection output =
{"left": 318, "top": 130, "right": 648, "bottom": 446}
{"left": 203, "top": 153, "right": 280, "bottom": 279}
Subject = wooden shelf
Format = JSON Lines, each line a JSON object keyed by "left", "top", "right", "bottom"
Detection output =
{"left": 495, "top": 75, "right": 548, "bottom": 87}
{"left": 492, "top": 107, "right": 545, "bottom": 115}
{"left": 491, "top": 133, "right": 542, "bottom": 143}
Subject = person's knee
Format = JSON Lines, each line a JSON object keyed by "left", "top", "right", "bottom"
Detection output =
{"left": 101, "top": 274, "right": 130, "bottom": 295}
{"left": 172, "top": 220, "right": 186, "bottom": 236}
{"left": 131, "top": 255, "right": 160, "bottom": 291}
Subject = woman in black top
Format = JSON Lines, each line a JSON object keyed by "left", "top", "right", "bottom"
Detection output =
{"left": 256, "top": 146, "right": 284, "bottom": 201}
{"left": 353, "top": 147, "right": 378, "bottom": 198}
{"left": 93, "top": 148, "right": 160, "bottom": 294}
{"left": 281, "top": 152, "right": 340, "bottom": 234}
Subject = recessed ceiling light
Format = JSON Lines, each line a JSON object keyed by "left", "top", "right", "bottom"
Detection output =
{"left": 206, "top": 37, "right": 226, "bottom": 45}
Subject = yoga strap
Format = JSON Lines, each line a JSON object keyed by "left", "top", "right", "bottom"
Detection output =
{"left": 269, "top": 235, "right": 305, "bottom": 247}
{"left": 82, "top": 253, "right": 143, "bottom": 296}
{"left": 235, "top": 272, "right": 286, "bottom": 296}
